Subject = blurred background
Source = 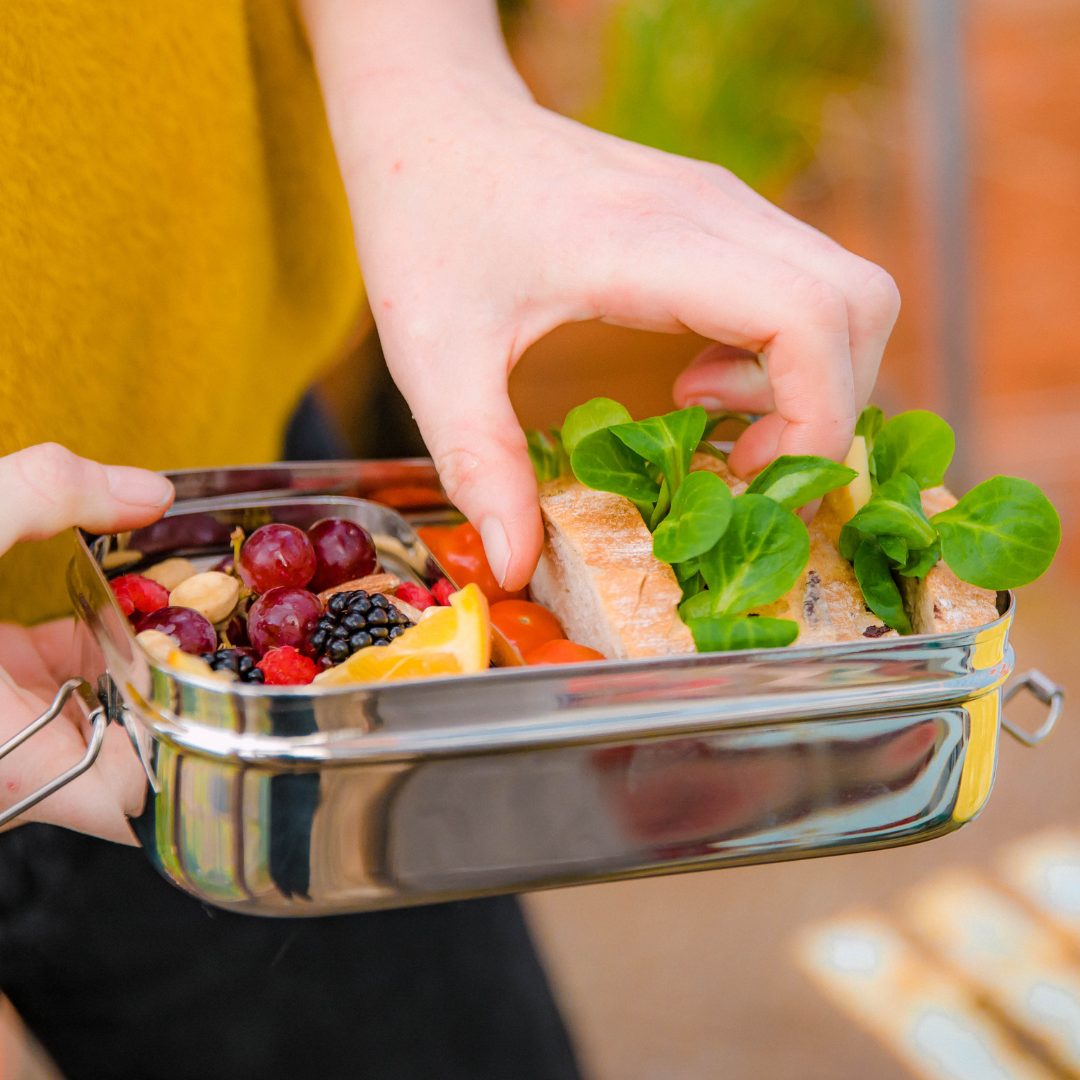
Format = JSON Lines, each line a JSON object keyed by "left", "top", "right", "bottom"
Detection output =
{"left": 8, "top": 0, "right": 1080, "bottom": 1076}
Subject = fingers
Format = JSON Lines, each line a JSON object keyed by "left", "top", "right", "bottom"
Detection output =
{"left": 391, "top": 359, "right": 543, "bottom": 591}
{"left": 677, "top": 164, "right": 901, "bottom": 409}
{"left": 611, "top": 233, "right": 858, "bottom": 474}
{"left": 673, "top": 343, "right": 775, "bottom": 414}
{"left": 27, "top": 618, "right": 77, "bottom": 687}
{"left": 0, "top": 680, "right": 138, "bottom": 844}
{"left": 0, "top": 444, "right": 174, "bottom": 553}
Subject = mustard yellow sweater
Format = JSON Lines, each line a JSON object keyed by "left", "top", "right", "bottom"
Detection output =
{"left": 0, "top": 0, "right": 363, "bottom": 623}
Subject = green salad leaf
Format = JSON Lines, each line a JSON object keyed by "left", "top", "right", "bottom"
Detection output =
{"left": 526, "top": 429, "right": 564, "bottom": 483}
{"left": 610, "top": 406, "right": 708, "bottom": 497}
{"left": 694, "top": 494, "right": 809, "bottom": 616}
{"left": 877, "top": 534, "right": 908, "bottom": 566}
{"left": 674, "top": 557, "right": 704, "bottom": 602}
{"left": 686, "top": 615, "right": 799, "bottom": 653}
{"left": 562, "top": 398, "right": 633, "bottom": 455}
{"left": 678, "top": 589, "right": 716, "bottom": 622}
{"left": 871, "top": 410, "right": 955, "bottom": 491}
{"left": 570, "top": 428, "right": 661, "bottom": 508}
{"left": 931, "top": 476, "right": 1061, "bottom": 589}
{"left": 652, "top": 470, "right": 733, "bottom": 564}
{"left": 847, "top": 474, "right": 937, "bottom": 551}
{"left": 556, "top": 396, "right": 1059, "bottom": 656}
{"left": 855, "top": 404, "right": 885, "bottom": 446}
{"left": 839, "top": 522, "right": 861, "bottom": 563}
{"left": 745, "top": 454, "right": 857, "bottom": 510}
{"left": 853, "top": 537, "right": 912, "bottom": 634}
{"left": 694, "top": 441, "right": 728, "bottom": 463}
{"left": 897, "top": 538, "right": 940, "bottom": 579}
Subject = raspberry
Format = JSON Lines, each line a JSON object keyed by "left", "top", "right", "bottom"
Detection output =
{"left": 395, "top": 582, "right": 436, "bottom": 611}
{"left": 256, "top": 646, "right": 317, "bottom": 686}
{"left": 431, "top": 578, "right": 456, "bottom": 606}
{"left": 111, "top": 574, "right": 170, "bottom": 619}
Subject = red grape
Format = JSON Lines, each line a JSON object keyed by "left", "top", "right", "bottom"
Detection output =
{"left": 247, "top": 587, "right": 321, "bottom": 657}
{"left": 223, "top": 613, "right": 250, "bottom": 647}
{"left": 238, "top": 524, "right": 316, "bottom": 593}
{"left": 307, "top": 518, "right": 377, "bottom": 592}
{"left": 136, "top": 606, "right": 216, "bottom": 655}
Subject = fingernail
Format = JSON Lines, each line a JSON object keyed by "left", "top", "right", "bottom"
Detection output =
{"left": 684, "top": 396, "right": 724, "bottom": 411}
{"left": 479, "top": 517, "right": 511, "bottom": 588}
{"left": 105, "top": 466, "right": 174, "bottom": 508}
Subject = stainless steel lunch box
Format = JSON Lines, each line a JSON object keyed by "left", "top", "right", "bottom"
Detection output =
{"left": 0, "top": 461, "right": 1064, "bottom": 917}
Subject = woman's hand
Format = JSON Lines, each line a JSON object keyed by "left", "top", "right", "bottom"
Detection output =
{"left": 301, "top": 0, "right": 900, "bottom": 590}
{"left": 0, "top": 444, "right": 174, "bottom": 843}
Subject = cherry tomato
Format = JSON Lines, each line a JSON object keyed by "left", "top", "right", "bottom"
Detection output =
{"left": 491, "top": 600, "right": 564, "bottom": 659}
{"left": 367, "top": 485, "right": 448, "bottom": 511}
{"left": 524, "top": 640, "right": 605, "bottom": 665}
{"left": 416, "top": 523, "right": 527, "bottom": 604}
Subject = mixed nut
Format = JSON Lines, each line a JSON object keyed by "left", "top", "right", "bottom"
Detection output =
{"left": 112, "top": 518, "right": 446, "bottom": 686}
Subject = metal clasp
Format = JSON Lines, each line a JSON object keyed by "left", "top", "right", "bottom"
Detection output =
{"left": 0, "top": 677, "right": 108, "bottom": 828}
{"left": 1001, "top": 669, "right": 1065, "bottom": 747}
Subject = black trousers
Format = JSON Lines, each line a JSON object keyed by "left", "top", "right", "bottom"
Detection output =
{"left": 0, "top": 394, "right": 581, "bottom": 1080}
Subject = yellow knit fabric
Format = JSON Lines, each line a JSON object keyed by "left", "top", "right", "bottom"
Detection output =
{"left": 0, "top": 0, "right": 363, "bottom": 624}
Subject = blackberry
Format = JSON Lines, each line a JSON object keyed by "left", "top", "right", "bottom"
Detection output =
{"left": 308, "top": 591, "right": 414, "bottom": 666}
{"left": 201, "top": 647, "right": 265, "bottom": 683}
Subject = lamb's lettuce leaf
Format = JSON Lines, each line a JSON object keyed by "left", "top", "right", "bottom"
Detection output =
{"left": 871, "top": 410, "right": 954, "bottom": 491}
{"left": 931, "top": 476, "right": 1061, "bottom": 589}
{"left": 686, "top": 615, "right": 798, "bottom": 652}
{"left": 745, "top": 454, "right": 857, "bottom": 510}
{"left": 652, "top": 470, "right": 733, "bottom": 564}
{"left": 694, "top": 494, "right": 809, "bottom": 617}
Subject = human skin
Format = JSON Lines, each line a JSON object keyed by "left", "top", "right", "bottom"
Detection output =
{"left": 298, "top": 0, "right": 901, "bottom": 591}
{"left": 0, "top": 445, "right": 174, "bottom": 841}
{"left": 0, "top": 2, "right": 900, "bottom": 835}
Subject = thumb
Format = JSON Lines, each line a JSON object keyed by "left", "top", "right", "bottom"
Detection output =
{"left": 404, "top": 372, "right": 542, "bottom": 592}
{"left": 0, "top": 444, "right": 175, "bottom": 553}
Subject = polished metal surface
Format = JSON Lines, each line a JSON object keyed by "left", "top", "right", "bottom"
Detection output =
{"left": 7, "top": 458, "right": 1046, "bottom": 916}
{"left": 1001, "top": 670, "right": 1065, "bottom": 747}
{"left": 0, "top": 677, "right": 108, "bottom": 829}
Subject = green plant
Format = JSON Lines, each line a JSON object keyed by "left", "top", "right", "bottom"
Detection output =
{"left": 592, "top": 0, "right": 885, "bottom": 196}
{"left": 840, "top": 407, "right": 1061, "bottom": 631}
{"left": 534, "top": 398, "right": 851, "bottom": 651}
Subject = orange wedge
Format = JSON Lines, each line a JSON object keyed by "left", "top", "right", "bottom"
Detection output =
{"left": 313, "top": 583, "right": 491, "bottom": 686}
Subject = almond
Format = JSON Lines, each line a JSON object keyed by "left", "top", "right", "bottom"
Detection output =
{"left": 135, "top": 629, "right": 176, "bottom": 664}
{"left": 317, "top": 573, "right": 401, "bottom": 605}
{"left": 388, "top": 596, "right": 423, "bottom": 623}
{"left": 144, "top": 557, "right": 198, "bottom": 591}
{"left": 170, "top": 571, "right": 240, "bottom": 624}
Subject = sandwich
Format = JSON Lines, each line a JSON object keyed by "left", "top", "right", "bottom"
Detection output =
{"left": 527, "top": 402, "right": 1058, "bottom": 660}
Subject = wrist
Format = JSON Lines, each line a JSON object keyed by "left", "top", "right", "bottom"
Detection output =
{"left": 300, "top": 0, "right": 530, "bottom": 114}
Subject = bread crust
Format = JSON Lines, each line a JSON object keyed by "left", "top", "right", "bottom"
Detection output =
{"left": 529, "top": 464, "right": 998, "bottom": 658}
{"left": 903, "top": 487, "right": 1000, "bottom": 634}
{"left": 747, "top": 502, "right": 896, "bottom": 644}
{"left": 689, "top": 450, "right": 748, "bottom": 494}
{"left": 530, "top": 479, "right": 695, "bottom": 659}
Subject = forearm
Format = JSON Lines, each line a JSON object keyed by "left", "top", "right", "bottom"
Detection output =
{"left": 298, "top": 0, "right": 528, "bottom": 118}
{"left": 295, "top": 0, "right": 899, "bottom": 591}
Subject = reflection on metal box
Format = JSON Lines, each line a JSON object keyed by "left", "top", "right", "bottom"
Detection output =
{"left": 1, "top": 462, "right": 1061, "bottom": 917}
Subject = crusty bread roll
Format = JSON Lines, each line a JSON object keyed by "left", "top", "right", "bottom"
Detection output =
{"left": 689, "top": 450, "right": 748, "bottom": 494}
{"left": 741, "top": 481, "right": 998, "bottom": 642}
{"left": 904, "top": 487, "right": 1000, "bottom": 634}
{"left": 529, "top": 462, "right": 999, "bottom": 657}
{"left": 748, "top": 501, "right": 897, "bottom": 644}
{"left": 529, "top": 479, "right": 695, "bottom": 659}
